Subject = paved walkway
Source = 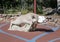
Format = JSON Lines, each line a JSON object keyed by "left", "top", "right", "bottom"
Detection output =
{"left": 0, "top": 22, "right": 60, "bottom": 42}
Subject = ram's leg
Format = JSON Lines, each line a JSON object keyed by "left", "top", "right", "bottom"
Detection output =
{"left": 8, "top": 21, "right": 14, "bottom": 30}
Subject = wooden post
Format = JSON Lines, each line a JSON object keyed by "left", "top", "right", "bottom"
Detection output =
{"left": 34, "top": 0, "right": 36, "bottom": 14}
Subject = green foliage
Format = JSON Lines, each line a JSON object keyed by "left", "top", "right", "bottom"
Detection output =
{"left": 21, "top": 9, "right": 28, "bottom": 14}
{"left": 0, "top": 0, "right": 56, "bottom": 15}
{"left": 5, "top": 9, "right": 18, "bottom": 14}
{"left": 37, "top": 0, "right": 43, "bottom": 14}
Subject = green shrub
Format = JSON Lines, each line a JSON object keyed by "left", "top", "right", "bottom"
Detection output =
{"left": 21, "top": 9, "right": 28, "bottom": 14}
{"left": 5, "top": 8, "right": 18, "bottom": 14}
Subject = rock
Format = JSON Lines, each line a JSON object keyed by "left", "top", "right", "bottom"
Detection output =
{"left": 0, "top": 18, "right": 3, "bottom": 21}
{"left": 43, "top": 8, "right": 53, "bottom": 15}
{"left": 38, "top": 16, "right": 46, "bottom": 23}
{"left": 46, "top": 22, "right": 56, "bottom": 27}
{"left": 8, "top": 13, "right": 39, "bottom": 32}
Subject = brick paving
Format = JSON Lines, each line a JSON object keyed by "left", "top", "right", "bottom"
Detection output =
{"left": 0, "top": 21, "right": 60, "bottom": 42}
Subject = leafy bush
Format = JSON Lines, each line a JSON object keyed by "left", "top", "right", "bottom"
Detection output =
{"left": 5, "top": 9, "right": 18, "bottom": 14}
{"left": 21, "top": 9, "right": 28, "bottom": 14}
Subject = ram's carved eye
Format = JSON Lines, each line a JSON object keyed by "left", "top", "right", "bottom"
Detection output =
{"left": 32, "top": 16, "right": 35, "bottom": 19}
{"left": 19, "top": 23, "right": 25, "bottom": 27}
